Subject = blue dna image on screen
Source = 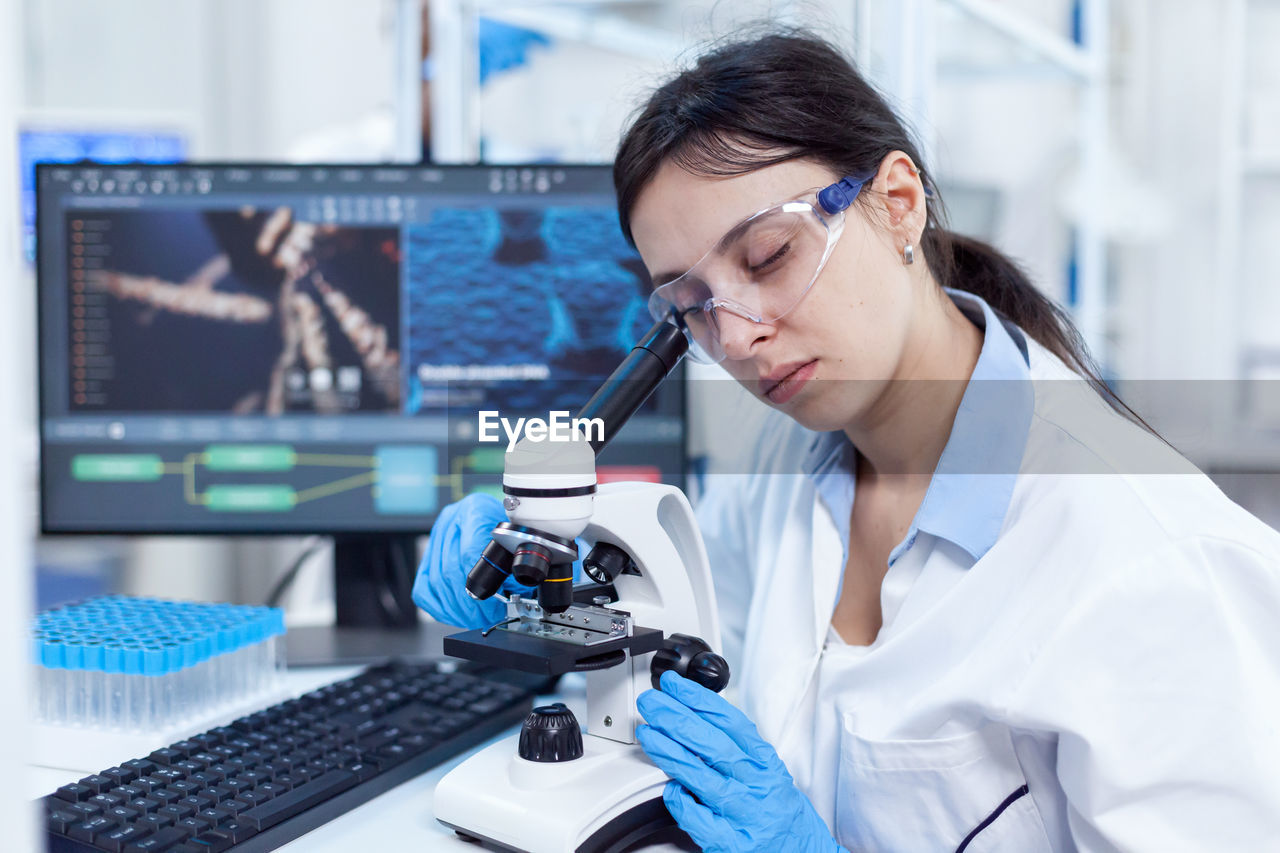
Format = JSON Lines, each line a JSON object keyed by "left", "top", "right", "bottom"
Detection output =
{"left": 405, "top": 206, "right": 652, "bottom": 413}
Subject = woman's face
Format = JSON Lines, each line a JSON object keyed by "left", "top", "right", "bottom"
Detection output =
{"left": 629, "top": 158, "right": 919, "bottom": 432}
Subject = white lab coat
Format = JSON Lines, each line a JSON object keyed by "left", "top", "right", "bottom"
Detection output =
{"left": 695, "top": 306, "right": 1280, "bottom": 851}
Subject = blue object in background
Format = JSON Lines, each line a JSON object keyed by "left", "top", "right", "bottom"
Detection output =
{"left": 19, "top": 127, "right": 188, "bottom": 263}
{"left": 34, "top": 540, "right": 123, "bottom": 612}
{"left": 478, "top": 17, "right": 553, "bottom": 85}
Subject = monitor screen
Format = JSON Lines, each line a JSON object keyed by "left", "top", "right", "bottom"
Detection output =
{"left": 20, "top": 125, "right": 189, "bottom": 264}
{"left": 36, "top": 164, "right": 684, "bottom": 534}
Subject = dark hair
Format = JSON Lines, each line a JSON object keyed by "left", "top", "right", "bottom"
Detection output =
{"left": 614, "top": 29, "right": 1145, "bottom": 427}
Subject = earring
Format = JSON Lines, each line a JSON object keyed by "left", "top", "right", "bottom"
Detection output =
{"left": 902, "top": 243, "right": 914, "bottom": 265}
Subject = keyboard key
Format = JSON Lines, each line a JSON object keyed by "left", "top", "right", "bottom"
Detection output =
{"left": 219, "top": 758, "right": 251, "bottom": 777}
{"left": 131, "top": 797, "right": 163, "bottom": 814}
{"left": 100, "top": 823, "right": 154, "bottom": 851}
{"left": 150, "top": 788, "right": 181, "bottom": 806}
{"left": 137, "top": 812, "right": 175, "bottom": 831}
{"left": 237, "top": 769, "right": 357, "bottom": 831}
{"left": 105, "top": 805, "right": 140, "bottom": 823}
{"left": 89, "top": 792, "right": 126, "bottom": 810}
{"left": 341, "top": 761, "right": 379, "bottom": 782}
{"left": 176, "top": 816, "right": 211, "bottom": 836}
{"left": 215, "top": 820, "right": 258, "bottom": 843}
{"left": 55, "top": 782, "right": 93, "bottom": 802}
{"left": 256, "top": 782, "right": 290, "bottom": 799}
{"left": 158, "top": 803, "right": 195, "bottom": 822}
{"left": 124, "top": 758, "right": 160, "bottom": 776}
{"left": 68, "top": 801, "right": 103, "bottom": 820}
{"left": 399, "top": 732, "right": 434, "bottom": 752}
{"left": 189, "top": 770, "right": 224, "bottom": 787}
{"left": 208, "top": 784, "right": 238, "bottom": 802}
{"left": 103, "top": 766, "right": 139, "bottom": 786}
{"left": 79, "top": 774, "right": 117, "bottom": 794}
{"left": 217, "top": 799, "right": 249, "bottom": 816}
{"left": 47, "top": 807, "right": 81, "bottom": 833}
{"left": 68, "top": 815, "right": 118, "bottom": 843}
{"left": 148, "top": 747, "right": 185, "bottom": 766}
{"left": 132, "top": 776, "right": 165, "bottom": 794}
{"left": 188, "top": 831, "right": 234, "bottom": 852}
{"left": 124, "top": 826, "right": 189, "bottom": 851}
{"left": 236, "top": 769, "right": 271, "bottom": 787}
{"left": 357, "top": 725, "right": 401, "bottom": 750}
{"left": 179, "top": 794, "right": 216, "bottom": 812}
{"left": 222, "top": 777, "right": 253, "bottom": 794}
{"left": 376, "top": 743, "right": 411, "bottom": 766}
{"left": 196, "top": 807, "right": 232, "bottom": 826}
{"left": 233, "top": 789, "right": 275, "bottom": 808}
{"left": 269, "top": 774, "right": 296, "bottom": 791}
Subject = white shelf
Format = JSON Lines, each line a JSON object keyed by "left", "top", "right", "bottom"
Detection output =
{"left": 944, "top": 0, "right": 1100, "bottom": 81}
{"left": 1243, "top": 149, "right": 1280, "bottom": 174}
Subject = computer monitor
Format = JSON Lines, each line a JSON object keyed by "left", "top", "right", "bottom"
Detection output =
{"left": 35, "top": 163, "right": 685, "bottom": 639}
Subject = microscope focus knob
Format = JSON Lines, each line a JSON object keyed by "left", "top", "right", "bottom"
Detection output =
{"left": 650, "top": 633, "right": 731, "bottom": 693}
{"left": 688, "top": 651, "right": 731, "bottom": 693}
{"left": 518, "top": 703, "right": 583, "bottom": 763}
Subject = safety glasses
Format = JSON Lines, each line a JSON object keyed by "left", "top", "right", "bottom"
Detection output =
{"left": 646, "top": 175, "right": 871, "bottom": 364}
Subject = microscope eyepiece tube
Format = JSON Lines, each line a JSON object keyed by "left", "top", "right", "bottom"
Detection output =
{"left": 465, "top": 540, "right": 515, "bottom": 601}
{"left": 574, "top": 320, "right": 688, "bottom": 454}
{"left": 510, "top": 541, "right": 554, "bottom": 587}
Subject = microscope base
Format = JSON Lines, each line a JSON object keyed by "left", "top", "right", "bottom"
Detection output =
{"left": 434, "top": 733, "right": 695, "bottom": 853}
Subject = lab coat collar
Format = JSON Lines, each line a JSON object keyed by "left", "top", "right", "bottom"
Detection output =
{"left": 801, "top": 289, "right": 1034, "bottom": 565}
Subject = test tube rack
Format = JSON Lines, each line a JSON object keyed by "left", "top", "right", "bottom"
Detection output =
{"left": 30, "top": 596, "right": 288, "bottom": 774}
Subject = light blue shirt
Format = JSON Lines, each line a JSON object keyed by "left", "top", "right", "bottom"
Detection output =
{"left": 800, "top": 290, "right": 1035, "bottom": 568}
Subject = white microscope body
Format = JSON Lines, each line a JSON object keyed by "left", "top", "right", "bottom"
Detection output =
{"left": 434, "top": 321, "right": 725, "bottom": 852}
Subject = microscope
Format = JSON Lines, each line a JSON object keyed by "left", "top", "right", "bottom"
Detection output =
{"left": 434, "top": 321, "right": 729, "bottom": 853}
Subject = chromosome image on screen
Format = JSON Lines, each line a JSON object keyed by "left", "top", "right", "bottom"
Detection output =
{"left": 405, "top": 206, "right": 651, "bottom": 413}
{"left": 68, "top": 208, "right": 400, "bottom": 414}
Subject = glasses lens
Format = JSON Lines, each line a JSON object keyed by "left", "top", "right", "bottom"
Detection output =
{"left": 648, "top": 203, "right": 831, "bottom": 362}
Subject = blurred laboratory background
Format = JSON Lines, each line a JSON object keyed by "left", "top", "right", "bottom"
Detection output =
{"left": 3, "top": 2, "right": 1280, "bottom": 816}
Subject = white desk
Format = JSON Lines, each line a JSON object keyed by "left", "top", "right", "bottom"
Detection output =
{"left": 30, "top": 665, "right": 613, "bottom": 851}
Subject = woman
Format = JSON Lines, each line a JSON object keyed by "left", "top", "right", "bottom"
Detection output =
{"left": 414, "top": 31, "right": 1280, "bottom": 851}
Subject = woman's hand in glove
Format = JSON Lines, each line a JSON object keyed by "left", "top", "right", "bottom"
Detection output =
{"left": 637, "top": 671, "right": 848, "bottom": 853}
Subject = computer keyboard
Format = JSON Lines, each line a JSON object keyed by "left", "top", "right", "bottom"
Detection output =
{"left": 43, "top": 659, "right": 539, "bottom": 852}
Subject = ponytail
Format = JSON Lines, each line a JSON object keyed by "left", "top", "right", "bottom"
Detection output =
{"left": 924, "top": 230, "right": 1088, "bottom": 374}
{"left": 925, "top": 228, "right": 1155, "bottom": 433}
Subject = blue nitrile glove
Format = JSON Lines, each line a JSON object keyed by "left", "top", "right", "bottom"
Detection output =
{"left": 412, "top": 493, "right": 527, "bottom": 630}
{"left": 636, "top": 671, "right": 848, "bottom": 853}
